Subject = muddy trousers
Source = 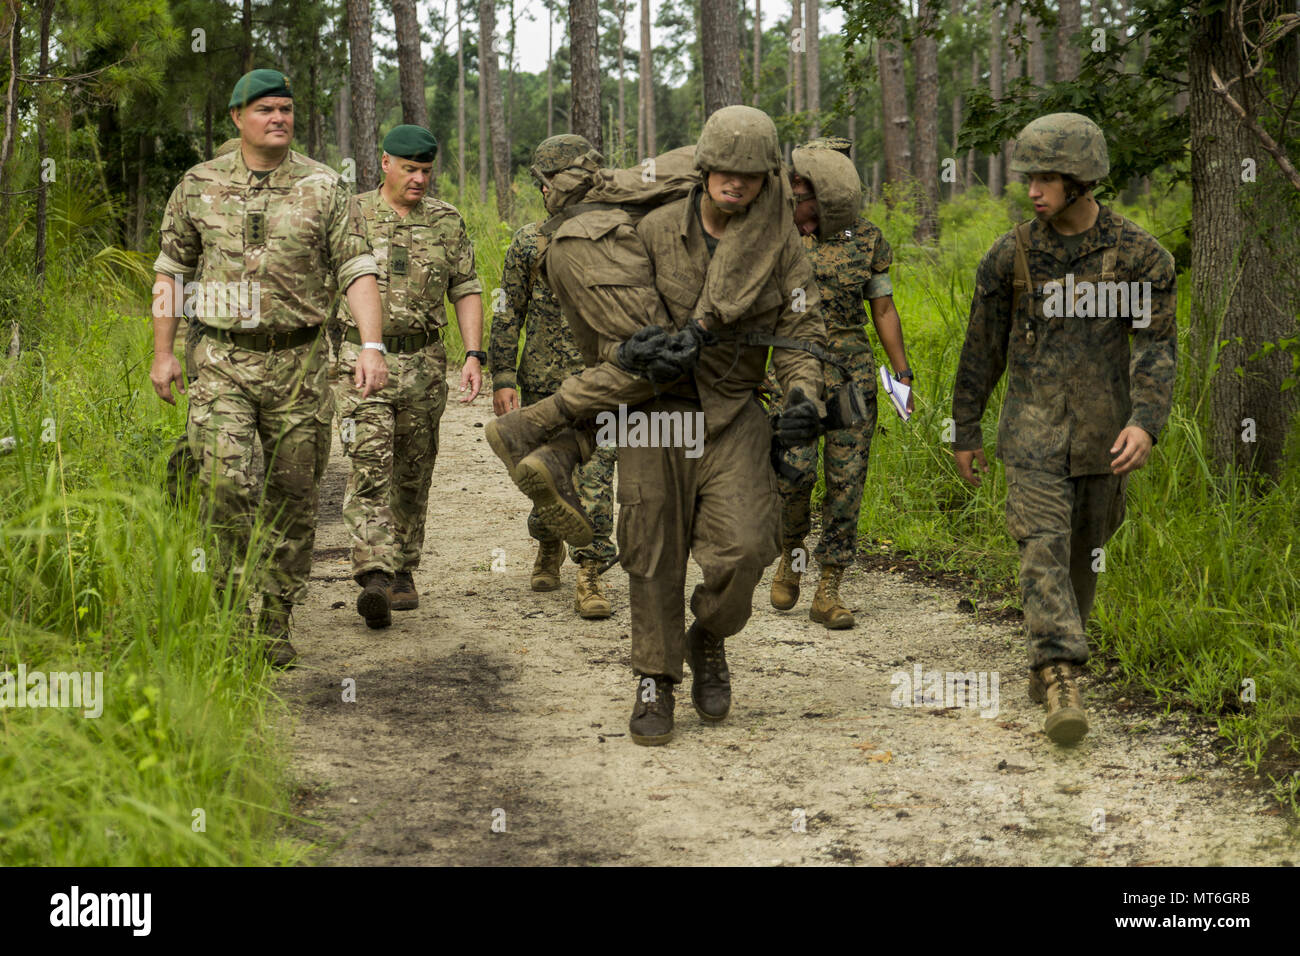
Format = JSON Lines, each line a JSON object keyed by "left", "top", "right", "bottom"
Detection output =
{"left": 617, "top": 398, "right": 781, "bottom": 684}
{"left": 1004, "top": 465, "right": 1128, "bottom": 669}
{"left": 333, "top": 340, "right": 449, "bottom": 581}
{"left": 522, "top": 387, "right": 617, "bottom": 564}
{"left": 186, "top": 331, "right": 330, "bottom": 606}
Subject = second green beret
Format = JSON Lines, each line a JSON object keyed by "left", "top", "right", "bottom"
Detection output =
{"left": 229, "top": 69, "right": 293, "bottom": 109}
{"left": 383, "top": 125, "right": 439, "bottom": 162}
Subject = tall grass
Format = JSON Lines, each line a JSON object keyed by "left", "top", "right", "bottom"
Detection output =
{"left": 0, "top": 285, "right": 307, "bottom": 865}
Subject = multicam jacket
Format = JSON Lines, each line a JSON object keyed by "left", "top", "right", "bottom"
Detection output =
{"left": 155, "top": 147, "right": 377, "bottom": 331}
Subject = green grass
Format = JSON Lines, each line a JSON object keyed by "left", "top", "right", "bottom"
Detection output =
{"left": 0, "top": 288, "right": 309, "bottom": 865}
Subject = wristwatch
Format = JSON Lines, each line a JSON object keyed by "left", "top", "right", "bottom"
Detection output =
{"left": 894, "top": 367, "right": 914, "bottom": 381}
{"left": 465, "top": 349, "right": 487, "bottom": 363}
{"left": 362, "top": 341, "right": 388, "bottom": 355}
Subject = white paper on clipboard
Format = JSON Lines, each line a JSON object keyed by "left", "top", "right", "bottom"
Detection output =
{"left": 880, "top": 367, "right": 912, "bottom": 422}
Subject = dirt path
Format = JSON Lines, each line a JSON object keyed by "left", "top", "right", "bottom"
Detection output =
{"left": 280, "top": 379, "right": 1297, "bottom": 866}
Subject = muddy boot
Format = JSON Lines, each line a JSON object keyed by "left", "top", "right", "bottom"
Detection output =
{"left": 513, "top": 430, "right": 595, "bottom": 547}
{"left": 1029, "top": 661, "right": 1089, "bottom": 745}
{"left": 356, "top": 570, "right": 393, "bottom": 629}
{"left": 257, "top": 595, "right": 299, "bottom": 669}
{"left": 809, "top": 564, "right": 855, "bottom": 629}
{"left": 770, "top": 541, "right": 804, "bottom": 610}
{"left": 629, "top": 675, "right": 675, "bottom": 746}
{"left": 530, "top": 538, "right": 565, "bottom": 592}
{"left": 574, "top": 560, "right": 612, "bottom": 619}
{"left": 390, "top": 571, "right": 419, "bottom": 610}
{"left": 686, "top": 621, "right": 731, "bottom": 721}
{"left": 485, "top": 401, "right": 568, "bottom": 479}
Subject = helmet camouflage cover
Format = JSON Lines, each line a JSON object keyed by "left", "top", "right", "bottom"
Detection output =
{"left": 695, "top": 105, "right": 782, "bottom": 174}
{"left": 1009, "top": 112, "right": 1109, "bottom": 182}
{"left": 532, "top": 134, "right": 598, "bottom": 175}
{"left": 802, "top": 136, "right": 853, "bottom": 158}
{"left": 791, "top": 146, "right": 862, "bottom": 239}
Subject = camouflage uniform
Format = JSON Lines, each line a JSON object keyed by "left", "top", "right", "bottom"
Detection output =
{"left": 489, "top": 221, "right": 616, "bottom": 565}
{"left": 332, "top": 189, "right": 481, "bottom": 580}
{"left": 155, "top": 146, "right": 378, "bottom": 605}
{"left": 776, "top": 216, "right": 893, "bottom": 566}
{"left": 952, "top": 204, "right": 1177, "bottom": 667}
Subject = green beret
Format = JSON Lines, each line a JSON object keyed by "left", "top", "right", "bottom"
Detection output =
{"left": 383, "top": 125, "right": 439, "bottom": 162}
{"left": 229, "top": 69, "right": 293, "bottom": 109}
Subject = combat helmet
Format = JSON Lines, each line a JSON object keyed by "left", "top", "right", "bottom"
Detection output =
{"left": 791, "top": 146, "right": 862, "bottom": 239}
{"left": 695, "top": 105, "right": 781, "bottom": 174}
{"left": 1009, "top": 113, "right": 1109, "bottom": 182}
{"left": 532, "top": 134, "right": 598, "bottom": 176}
{"left": 802, "top": 136, "right": 853, "bottom": 158}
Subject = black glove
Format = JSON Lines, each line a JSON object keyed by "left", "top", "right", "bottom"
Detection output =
{"left": 775, "top": 386, "right": 823, "bottom": 445}
{"left": 617, "top": 326, "right": 679, "bottom": 383}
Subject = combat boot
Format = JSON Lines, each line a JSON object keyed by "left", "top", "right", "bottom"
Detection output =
{"left": 1029, "top": 661, "right": 1089, "bottom": 745}
{"left": 513, "top": 429, "right": 595, "bottom": 547}
{"left": 686, "top": 621, "right": 731, "bottom": 721}
{"left": 770, "top": 541, "right": 804, "bottom": 610}
{"left": 356, "top": 570, "right": 393, "bottom": 629}
{"left": 485, "top": 403, "right": 567, "bottom": 479}
{"left": 629, "top": 675, "right": 675, "bottom": 746}
{"left": 809, "top": 564, "right": 855, "bottom": 629}
{"left": 530, "top": 539, "right": 565, "bottom": 592}
{"left": 257, "top": 594, "right": 299, "bottom": 669}
{"left": 390, "top": 571, "right": 419, "bottom": 610}
{"left": 574, "top": 561, "right": 612, "bottom": 619}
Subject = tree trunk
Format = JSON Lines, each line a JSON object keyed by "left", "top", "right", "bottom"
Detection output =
{"left": 243, "top": 0, "right": 254, "bottom": 71}
{"left": 752, "top": 0, "right": 761, "bottom": 107}
{"left": 457, "top": 0, "right": 466, "bottom": 195}
{"left": 641, "top": 0, "right": 654, "bottom": 156}
{"left": 394, "top": 0, "right": 429, "bottom": 127}
{"left": 701, "top": 0, "right": 742, "bottom": 114}
{"left": 877, "top": 11, "right": 912, "bottom": 198}
{"left": 506, "top": 0, "right": 516, "bottom": 165}
{"left": 966, "top": 47, "right": 977, "bottom": 189}
{"left": 1004, "top": 0, "right": 1022, "bottom": 184}
{"left": 478, "top": 31, "right": 488, "bottom": 204}
{"left": 1026, "top": 8, "right": 1046, "bottom": 86}
{"left": 913, "top": 0, "right": 939, "bottom": 239}
{"left": 0, "top": 0, "right": 21, "bottom": 230}
{"left": 1057, "top": 0, "right": 1082, "bottom": 82}
{"left": 1190, "top": 4, "right": 1300, "bottom": 482}
{"left": 805, "top": 0, "right": 819, "bottom": 136}
{"left": 480, "top": 0, "right": 511, "bottom": 218}
{"left": 348, "top": 0, "right": 380, "bottom": 191}
{"left": 791, "top": 0, "right": 803, "bottom": 120}
{"left": 547, "top": 1, "right": 555, "bottom": 138}
{"left": 570, "top": 0, "right": 602, "bottom": 151}
{"left": 617, "top": 0, "right": 626, "bottom": 159}
{"left": 35, "top": 0, "right": 52, "bottom": 282}
{"left": 988, "top": 0, "right": 1003, "bottom": 196}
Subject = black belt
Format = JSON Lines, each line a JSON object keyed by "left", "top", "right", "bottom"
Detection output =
{"left": 343, "top": 327, "right": 434, "bottom": 354}
{"left": 201, "top": 324, "right": 321, "bottom": 352}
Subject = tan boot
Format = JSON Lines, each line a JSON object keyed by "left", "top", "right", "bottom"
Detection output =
{"left": 484, "top": 403, "right": 566, "bottom": 479}
{"left": 514, "top": 429, "right": 595, "bottom": 547}
{"left": 574, "top": 561, "right": 612, "bottom": 619}
{"left": 809, "top": 564, "right": 855, "bottom": 629}
{"left": 1029, "top": 662, "right": 1089, "bottom": 745}
{"left": 530, "top": 539, "right": 565, "bottom": 592}
{"left": 770, "top": 541, "right": 804, "bottom": 610}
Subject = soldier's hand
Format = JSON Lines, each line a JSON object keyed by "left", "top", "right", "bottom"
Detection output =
{"left": 356, "top": 347, "right": 389, "bottom": 398}
{"left": 150, "top": 352, "right": 185, "bottom": 405}
{"left": 459, "top": 358, "right": 483, "bottom": 404}
{"left": 1110, "top": 425, "right": 1153, "bottom": 475}
{"left": 955, "top": 448, "right": 988, "bottom": 486}
{"left": 493, "top": 387, "right": 520, "bottom": 416}
{"left": 776, "top": 387, "right": 823, "bottom": 445}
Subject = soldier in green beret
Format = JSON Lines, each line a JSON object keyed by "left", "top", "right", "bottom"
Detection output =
{"left": 333, "top": 124, "right": 485, "bottom": 628}
{"left": 150, "top": 69, "right": 388, "bottom": 667}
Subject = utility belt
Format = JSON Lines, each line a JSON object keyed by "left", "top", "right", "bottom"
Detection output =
{"left": 342, "top": 327, "right": 436, "bottom": 354}
{"left": 200, "top": 323, "right": 321, "bottom": 352}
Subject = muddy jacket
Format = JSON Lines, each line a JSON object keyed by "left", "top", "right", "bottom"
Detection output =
{"left": 488, "top": 221, "right": 582, "bottom": 394}
{"left": 338, "top": 189, "right": 481, "bottom": 335}
{"left": 952, "top": 205, "right": 1177, "bottom": 476}
{"left": 637, "top": 184, "right": 827, "bottom": 438}
{"left": 155, "top": 147, "right": 377, "bottom": 331}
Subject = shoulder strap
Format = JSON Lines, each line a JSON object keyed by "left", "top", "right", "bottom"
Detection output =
{"left": 737, "top": 332, "right": 851, "bottom": 372}
{"left": 1011, "top": 221, "right": 1032, "bottom": 319}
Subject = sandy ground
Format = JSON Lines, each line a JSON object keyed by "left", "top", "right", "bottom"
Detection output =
{"left": 278, "top": 378, "right": 1298, "bottom": 866}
